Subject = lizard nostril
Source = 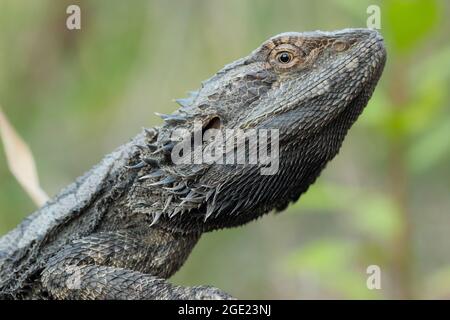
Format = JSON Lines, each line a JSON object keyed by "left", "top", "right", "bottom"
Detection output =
{"left": 332, "top": 41, "right": 348, "bottom": 52}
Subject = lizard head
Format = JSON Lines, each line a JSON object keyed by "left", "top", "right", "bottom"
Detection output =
{"left": 195, "top": 28, "right": 386, "bottom": 134}
{"left": 133, "top": 29, "right": 386, "bottom": 230}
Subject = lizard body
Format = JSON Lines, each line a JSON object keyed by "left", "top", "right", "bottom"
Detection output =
{"left": 0, "top": 28, "right": 386, "bottom": 299}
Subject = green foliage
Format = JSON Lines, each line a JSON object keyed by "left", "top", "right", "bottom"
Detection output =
{"left": 285, "top": 240, "right": 381, "bottom": 298}
{"left": 384, "top": 0, "right": 440, "bottom": 54}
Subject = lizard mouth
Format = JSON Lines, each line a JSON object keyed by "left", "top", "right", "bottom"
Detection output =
{"left": 338, "top": 68, "right": 384, "bottom": 127}
{"left": 341, "top": 35, "right": 386, "bottom": 113}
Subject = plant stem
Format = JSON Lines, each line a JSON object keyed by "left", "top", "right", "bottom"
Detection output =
{"left": 388, "top": 61, "right": 413, "bottom": 299}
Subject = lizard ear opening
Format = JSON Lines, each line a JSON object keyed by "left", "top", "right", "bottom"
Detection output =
{"left": 203, "top": 116, "right": 222, "bottom": 132}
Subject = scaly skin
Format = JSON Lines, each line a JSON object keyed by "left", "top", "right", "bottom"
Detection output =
{"left": 0, "top": 28, "right": 386, "bottom": 299}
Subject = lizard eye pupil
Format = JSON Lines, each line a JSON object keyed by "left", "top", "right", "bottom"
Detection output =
{"left": 278, "top": 52, "right": 292, "bottom": 64}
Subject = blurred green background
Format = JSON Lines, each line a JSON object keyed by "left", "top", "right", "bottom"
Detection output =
{"left": 0, "top": 0, "right": 449, "bottom": 299}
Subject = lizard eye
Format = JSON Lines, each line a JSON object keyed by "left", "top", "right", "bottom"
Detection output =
{"left": 277, "top": 51, "right": 293, "bottom": 64}
{"left": 269, "top": 44, "right": 305, "bottom": 70}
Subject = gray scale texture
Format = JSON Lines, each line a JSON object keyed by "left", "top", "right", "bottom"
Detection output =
{"left": 0, "top": 28, "right": 386, "bottom": 299}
